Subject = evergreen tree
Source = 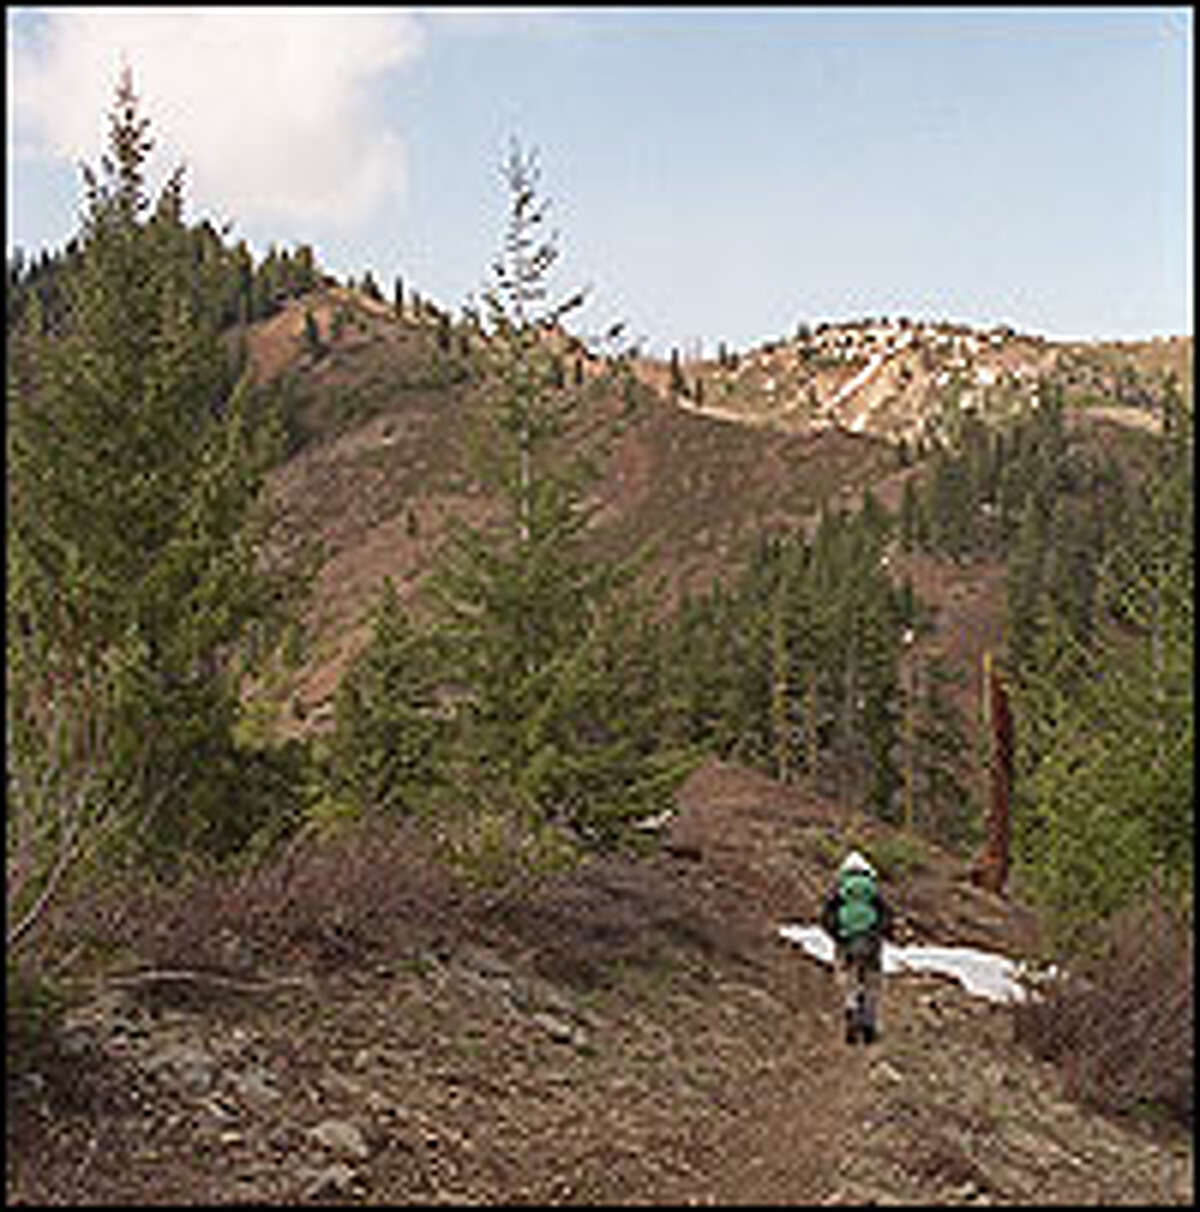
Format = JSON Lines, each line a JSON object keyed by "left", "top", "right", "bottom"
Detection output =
{"left": 724, "top": 532, "right": 788, "bottom": 773}
{"left": 7, "top": 70, "right": 306, "bottom": 872}
{"left": 415, "top": 141, "right": 695, "bottom": 855}
{"left": 293, "top": 244, "right": 317, "bottom": 293}
{"left": 927, "top": 447, "right": 974, "bottom": 561}
{"left": 232, "top": 240, "right": 254, "bottom": 325}
{"left": 662, "top": 583, "right": 742, "bottom": 757}
{"left": 303, "top": 308, "right": 323, "bottom": 357}
{"left": 1043, "top": 493, "right": 1100, "bottom": 648}
{"left": 1005, "top": 493, "right": 1049, "bottom": 673}
{"left": 1010, "top": 393, "right": 1193, "bottom": 955}
{"left": 909, "top": 656, "right": 974, "bottom": 847}
{"left": 361, "top": 269, "right": 383, "bottom": 302}
{"left": 853, "top": 568, "right": 904, "bottom": 819}
{"left": 327, "top": 578, "right": 448, "bottom": 815}
{"left": 899, "top": 476, "right": 919, "bottom": 552}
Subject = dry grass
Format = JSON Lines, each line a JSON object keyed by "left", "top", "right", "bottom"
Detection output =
{"left": 34, "top": 793, "right": 766, "bottom": 1003}
{"left": 39, "top": 815, "right": 469, "bottom": 989}
{"left": 1013, "top": 890, "right": 1194, "bottom": 1131}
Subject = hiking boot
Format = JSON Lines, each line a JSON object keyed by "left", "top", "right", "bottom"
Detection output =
{"left": 845, "top": 1010, "right": 859, "bottom": 1045}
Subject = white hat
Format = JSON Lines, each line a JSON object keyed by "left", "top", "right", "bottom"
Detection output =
{"left": 839, "top": 849, "right": 875, "bottom": 878}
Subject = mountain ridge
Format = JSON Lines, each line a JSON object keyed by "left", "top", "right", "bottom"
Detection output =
{"left": 237, "top": 285, "right": 1186, "bottom": 747}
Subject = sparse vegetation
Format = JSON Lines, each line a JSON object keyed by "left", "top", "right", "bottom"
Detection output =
{"left": 870, "top": 829, "right": 933, "bottom": 883}
{"left": 1014, "top": 889, "right": 1193, "bottom": 1129}
{"left": 302, "top": 306, "right": 322, "bottom": 357}
{"left": 6, "top": 73, "right": 1193, "bottom": 1207}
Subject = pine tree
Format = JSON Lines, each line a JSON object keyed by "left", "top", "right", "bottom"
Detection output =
{"left": 1005, "top": 494, "right": 1049, "bottom": 674}
{"left": 293, "top": 244, "right": 317, "bottom": 293}
{"left": 7, "top": 69, "right": 307, "bottom": 873}
{"left": 303, "top": 308, "right": 323, "bottom": 357}
{"left": 361, "top": 269, "right": 382, "bottom": 302}
{"left": 854, "top": 568, "right": 904, "bottom": 819}
{"left": 928, "top": 447, "right": 974, "bottom": 561}
{"left": 419, "top": 140, "right": 695, "bottom": 856}
{"left": 1010, "top": 393, "right": 1193, "bottom": 955}
{"left": 909, "top": 655, "right": 974, "bottom": 847}
{"left": 327, "top": 578, "right": 448, "bottom": 815}
{"left": 899, "top": 476, "right": 919, "bottom": 552}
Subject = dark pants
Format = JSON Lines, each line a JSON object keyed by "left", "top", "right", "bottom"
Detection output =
{"left": 835, "top": 935, "right": 883, "bottom": 1036}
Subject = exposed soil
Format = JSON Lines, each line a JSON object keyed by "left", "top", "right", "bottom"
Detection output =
{"left": 7, "top": 760, "right": 1191, "bottom": 1205}
{"left": 237, "top": 289, "right": 1185, "bottom": 749}
{"left": 11, "top": 295, "right": 1188, "bottom": 1203}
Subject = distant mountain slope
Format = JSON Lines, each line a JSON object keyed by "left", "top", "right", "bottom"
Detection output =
{"left": 238, "top": 286, "right": 1188, "bottom": 739}
{"left": 637, "top": 319, "right": 1187, "bottom": 445}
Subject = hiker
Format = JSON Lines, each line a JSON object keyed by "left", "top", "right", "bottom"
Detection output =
{"left": 820, "top": 849, "right": 895, "bottom": 1045}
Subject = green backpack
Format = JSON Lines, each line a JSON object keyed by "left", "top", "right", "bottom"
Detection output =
{"left": 836, "top": 869, "right": 879, "bottom": 940}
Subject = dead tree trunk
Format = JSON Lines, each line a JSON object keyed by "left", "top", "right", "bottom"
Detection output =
{"left": 970, "top": 651, "right": 1013, "bottom": 895}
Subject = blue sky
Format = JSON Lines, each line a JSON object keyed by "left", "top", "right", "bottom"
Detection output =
{"left": 7, "top": 7, "right": 1192, "bottom": 356}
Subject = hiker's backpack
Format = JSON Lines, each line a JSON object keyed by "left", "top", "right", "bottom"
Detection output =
{"left": 836, "top": 869, "right": 879, "bottom": 940}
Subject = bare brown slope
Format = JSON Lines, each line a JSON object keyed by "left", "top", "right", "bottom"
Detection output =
{"left": 250, "top": 293, "right": 900, "bottom": 736}
{"left": 244, "top": 289, "right": 1180, "bottom": 756}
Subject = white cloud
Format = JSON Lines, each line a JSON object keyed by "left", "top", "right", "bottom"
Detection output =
{"left": 10, "top": 8, "right": 425, "bottom": 230}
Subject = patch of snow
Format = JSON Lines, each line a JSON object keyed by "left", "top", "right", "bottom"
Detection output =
{"left": 777, "top": 923, "right": 1049, "bottom": 1004}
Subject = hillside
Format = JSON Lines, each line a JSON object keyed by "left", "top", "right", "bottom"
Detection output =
{"left": 8, "top": 64, "right": 1191, "bottom": 1205}
{"left": 650, "top": 317, "right": 1187, "bottom": 446}
{"left": 7, "top": 758, "right": 1191, "bottom": 1204}
{"left": 8, "top": 280, "right": 1191, "bottom": 1204}
{"left": 238, "top": 288, "right": 1185, "bottom": 753}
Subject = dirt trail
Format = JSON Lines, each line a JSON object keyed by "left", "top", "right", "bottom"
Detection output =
{"left": 7, "top": 759, "right": 1192, "bottom": 1204}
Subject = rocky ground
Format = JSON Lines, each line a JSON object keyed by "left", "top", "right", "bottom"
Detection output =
{"left": 7, "top": 760, "right": 1192, "bottom": 1205}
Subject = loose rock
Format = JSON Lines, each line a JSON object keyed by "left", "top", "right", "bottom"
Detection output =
{"left": 303, "top": 1161, "right": 359, "bottom": 1199}
{"left": 141, "top": 1041, "right": 217, "bottom": 1094}
{"left": 531, "top": 1011, "right": 587, "bottom": 1046}
{"left": 309, "top": 1118, "right": 370, "bottom": 1161}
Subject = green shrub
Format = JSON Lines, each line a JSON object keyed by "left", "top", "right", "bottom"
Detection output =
{"left": 869, "top": 831, "right": 932, "bottom": 883}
